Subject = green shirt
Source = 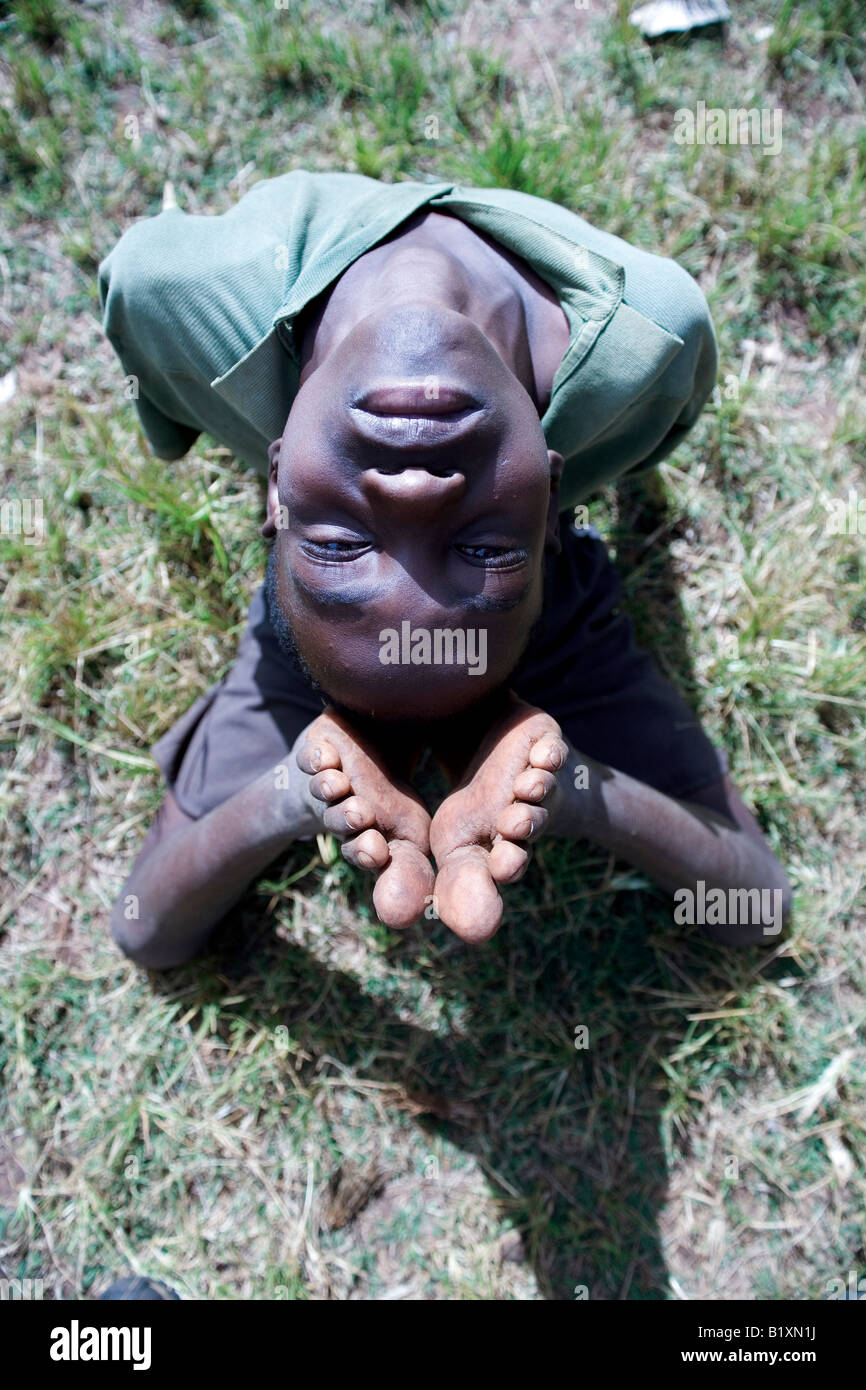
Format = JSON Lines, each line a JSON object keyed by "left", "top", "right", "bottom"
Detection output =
{"left": 98, "top": 170, "right": 717, "bottom": 510}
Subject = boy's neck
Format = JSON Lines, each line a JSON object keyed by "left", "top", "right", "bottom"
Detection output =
{"left": 298, "top": 209, "right": 568, "bottom": 412}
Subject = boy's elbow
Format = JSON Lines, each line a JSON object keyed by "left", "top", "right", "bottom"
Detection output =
{"left": 700, "top": 867, "right": 792, "bottom": 948}
{"left": 109, "top": 904, "right": 200, "bottom": 971}
{"left": 110, "top": 913, "right": 157, "bottom": 969}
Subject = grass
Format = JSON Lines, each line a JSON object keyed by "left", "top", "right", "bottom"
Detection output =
{"left": 0, "top": 0, "right": 864, "bottom": 1300}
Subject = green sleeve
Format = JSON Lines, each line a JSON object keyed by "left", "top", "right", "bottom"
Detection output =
{"left": 97, "top": 179, "right": 301, "bottom": 468}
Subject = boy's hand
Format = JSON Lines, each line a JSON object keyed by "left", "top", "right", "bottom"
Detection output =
{"left": 296, "top": 709, "right": 434, "bottom": 929}
{"left": 428, "top": 695, "right": 568, "bottom": 942}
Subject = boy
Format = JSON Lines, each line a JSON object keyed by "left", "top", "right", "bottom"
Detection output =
{"left": 99, "top": 170, "right": 790, "bottom": 966}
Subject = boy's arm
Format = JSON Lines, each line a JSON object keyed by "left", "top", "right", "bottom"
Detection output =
{"left": 109, "top": 756, "right": 323, "bottom": 970}
{"left": 427, "top": 696, "right": 790, "bottom": 946}
{"left": 110, "top": 709, "right": 436, "bottom": 969}
{"left": 552, "top": 752, "right": 791, "bottom": 945}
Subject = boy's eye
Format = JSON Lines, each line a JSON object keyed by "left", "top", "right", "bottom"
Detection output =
{"left": 456, "top": 543, "right": 527, "bottom": 568}
{"left": 459, "top": 544, "right": 500, "bottom": 559}
{"left": 302, "top": 538, "right": 370, "bottom": 558}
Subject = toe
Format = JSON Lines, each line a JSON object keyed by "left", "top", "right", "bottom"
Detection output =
{"left": 529, "top": 735, "right": 568, "bottom": 772}
{"left": 372, "top": 839, "right": 435, "bottom": 929}
{"left": 297, "top": 737, "right": 342, "bottom": 776}
{"left": 513, "top": 767, "right": 556, "bottom": 803}
{"left": 488, "top": 838, "right": 530, "bottom": 883}
{"left": 309, "top": 769, "right": 352, "bottom": 803}
{"left": 341, "top": 828, "right": 390, "bottom": 872}
{"left": 434, "top": 846, "right": 503, "bottom": 943}
{"left": 323, "top": 795, "right": 376, "bottom": 835}
{"left": 496, "top": 801, "right": 549, "bottom": 841}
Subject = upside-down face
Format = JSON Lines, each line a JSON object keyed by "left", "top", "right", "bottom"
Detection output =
{"left": 264, "top": 302, "right": 563, "bottom": 722}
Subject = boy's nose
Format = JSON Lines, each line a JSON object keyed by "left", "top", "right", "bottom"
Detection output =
{"left": 361, "top": 466, "right": 466, "bottom": 519}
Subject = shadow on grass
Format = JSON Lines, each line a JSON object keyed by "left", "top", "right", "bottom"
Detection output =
{"left": 163, "top": 849, "right": 755, "bottom": 1301}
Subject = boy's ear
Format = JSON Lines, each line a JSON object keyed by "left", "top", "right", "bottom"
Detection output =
{"left": 545, "top": 450, "right": 564, "bottom": 555}
{"left": 262, "top": 438, "right": 282, "bottom": 539}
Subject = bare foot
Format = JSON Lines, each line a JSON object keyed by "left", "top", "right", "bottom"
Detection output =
{"left": 295, "top": 709, "right": 433, "bottom": 929}
{"left": 428, "top": 696, "right": 568, "bottom": 943}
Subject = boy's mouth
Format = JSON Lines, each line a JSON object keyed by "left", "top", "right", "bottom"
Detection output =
{"left": 349, "top": 402, "right": 485, "bottom": 450}
{"left": 353, "top": 382, "right": 481, "bottom": 416}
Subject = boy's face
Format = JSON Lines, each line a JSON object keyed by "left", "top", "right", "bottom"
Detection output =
{"left": 265, "top": 304, "right": 562, "bottom": 720}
